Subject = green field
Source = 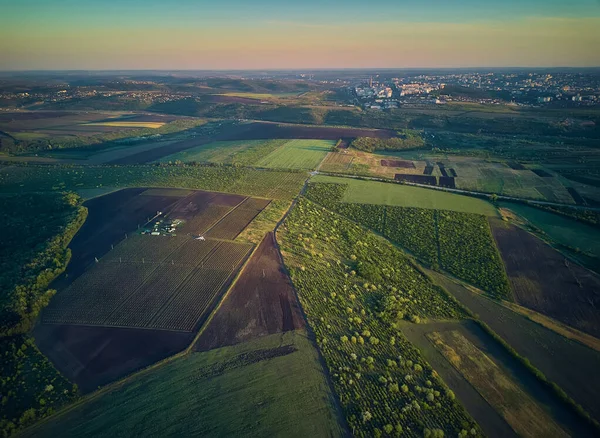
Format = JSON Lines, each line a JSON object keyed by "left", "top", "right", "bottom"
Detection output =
{"left": 25, "top": 331, "right": 343, "bottom": 438}
{"left": 256, "top": 139, "right": 334, "bottom": 170}
{"left": 311, "top": 174, "right": 498, "bottom": 216}
{"left": 0, "top": 165, "right": 307, "bottom": 201}
{"left": 157, "top": 140, "right": 277, "bottom": 164}
{"left": 499, "top": 202, "right": 600, "bottom": 258}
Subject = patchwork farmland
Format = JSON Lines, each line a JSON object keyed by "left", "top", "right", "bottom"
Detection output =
{"left": 489, "top": 218, "right": 600, "bottom": 337}
{"left": 43, "top": 237, "right": 253, "bottom": 332}
{"left": 35, "top": 187, "right": 269, "bottom": 391}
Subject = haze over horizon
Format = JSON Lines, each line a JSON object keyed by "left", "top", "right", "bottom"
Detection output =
{"left": 1, "top": 0, "right": 600, "bottom": 70}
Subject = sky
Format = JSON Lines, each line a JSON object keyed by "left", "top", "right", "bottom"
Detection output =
{"left": 1, "top": 0, "right": 599, "bottom": 70}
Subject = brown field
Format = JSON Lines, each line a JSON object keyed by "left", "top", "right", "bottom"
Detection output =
{"left": 203, "top": 94, "right": 271, "bottom": 104}
{"left": 43, "top": 236, "right": 253, "bottom": 331}
{"left": 227, "top": 121, "right": 397, "bottom": 140}
{"left": 425, "top": 268, "right": 600, "bottom": 423}
{"left": 380, "top": 159, "right": 415, "bottom": 168}
{"left": 319, "top": 151, "right": 354, "bottom": 173}
{"left": 0, "top": 111, "right": 180, "bottom": 139}
{"left": 60, "top": 188, "right": 181, "bottom": 280}
{"left": 35, "top": 187, "right": 268, "bottom": 392}
{"left": 428, "top": 330, "right": 568, "bottom": 438}
{"left": 195, "top": 232, "right": 305, "bottom": 351}
{"left": 490, "top": 218, "right": 600, "bottom": 338}
{"left": 108, "top": 121, "right": 397, "bottom": 164}
{"left": 205, "top": 197, "right": 271, "bottom": 240}
{"left": 401, "top": 318, "right": 598, "bottom": 437}
{"left": 34, "top": 324, "right": 194, "bottom": 393}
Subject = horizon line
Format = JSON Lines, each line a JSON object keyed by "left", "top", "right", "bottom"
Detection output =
{"left": 2, "top": 66, "right": 600, "bottom": 73}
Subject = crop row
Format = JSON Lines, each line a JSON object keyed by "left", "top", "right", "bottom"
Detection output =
{"left": 44, "top": 237, "right": 252, "bottom": 331}
{"left": 206, "top": 199, "right": 268, "bottom": 240}
{"left": 106, "top": 264, "right": 196, "bottom": 328}
{"left": 0, "top": 164, "right": 307, "bottom": 201}
{"left": 279, "top": 199, "right": 480, "bottom": 437}
{"left": 181, "top": 205, "right": 233, "bottom": 235}
{"left": 43, "top": 262, "right": 157, "bottom": 326}
{"left": 101, "top": 234, "right": 188, "bottom": 264}
{"left": 305, "top": 182, "right": 511, "bottom": 299}
{"left": 437, "top": 212, "right": 511, "bottom": 299}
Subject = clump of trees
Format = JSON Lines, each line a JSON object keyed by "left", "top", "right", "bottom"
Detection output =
{"left": 0, "top": 193, "right": 87, "bottom": 335}
{"left": 351, "top": 131, "right": 425, "bottom": 153}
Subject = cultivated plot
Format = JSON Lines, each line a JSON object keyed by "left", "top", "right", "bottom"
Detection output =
{"left": 255, "top": 139, "right": 335, "bottom": 170}
{"left": 27, "top": 332, "right": 345, "bottom": 438}
{"left": 428, "top": 330, "right": 568, "bottom": 438}
{"left": 196, "top": 232, "right": 305, "bottom": 351}
{"left": 43, "top": 236, "right": 253, "bottom": 332}
{"left": 490, "top": 218, "right": 600, "bottom": 337}
{"left": 311, "top": 174, "right": 498, "bottom": 215}
{"left": 427, "top": 269, "right": 600, "bottom": 424}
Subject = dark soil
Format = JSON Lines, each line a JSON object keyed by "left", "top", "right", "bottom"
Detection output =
{"left": 110, "top": 121, "right": 396, "bottom": 164}
{"left": 195, "top": 232, "right": 304, "bottom": 351}
{"left": 380, "top": 160, "right": 415, "bottom": 168}
{"left": 35, "top": 188, "right": 264, "bottom": 392}
{"left": 490, "top": 218, "right": 600, "bottom": 338}
{"left": 567, "top": 187, "right": 585, "bottom": 205}
{"left": 402, "top": 319, "right": 598, "bottom": 438}
{"left": 226, "top": 122, "right": 397, "bottom": 141}
{"left": 395, "top": 174, "right": 437, "bottom": 185}
{"left": 507, "top": 161, "right": 526, "bottom": 170}
{"left": 60, "top": 188, "right": 180, "bottom": 282}
{"left": 429, "top": 269, "right": 600, "bottom": 424}
{"left": 531, "top": 169, "right": 552, "bottom": 178}
{"left": 438, "top": 176, "right": 456, "bottom": 188}
{"left": 34, "top": 323, "right": 194, "bottom": 393}
{"left": 336, "top": 138, "right": 351, "bottom": 149}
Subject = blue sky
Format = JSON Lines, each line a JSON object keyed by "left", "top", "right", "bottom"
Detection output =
{"left": 1, "top": 0, "right": 599, "bottom": 69}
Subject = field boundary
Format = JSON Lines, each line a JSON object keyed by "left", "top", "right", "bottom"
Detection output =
{"left": 186, "top": 239, "right": 261, "bottom": 353}
{"left": 18, "top": 238, "right": 261, "bottom": 438}
{"left": 315, "top": 170, "right": 600, "bottom": 211}
{"left": 270, "top": 183, "right": 353, "bottom": 437}
{"left": 421, "top": 269, "right": 600, "bottom": 433}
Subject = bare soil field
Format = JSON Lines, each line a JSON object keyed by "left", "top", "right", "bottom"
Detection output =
{"left": 426, "top": 269, "right": 600, "bottom": 423}
{"left": 380, "top": 159, "right": 415, "bottom": 168}
{"left": 402, "top": 319, "right": 596, "bottom": 437}
{"left": 109, "top": 122, "right": 396, "bottom": 164}
{"left": 395, "top": 174, "right": 437, "bottom": 185}
{"left": 490, "top": 218, "right": 600, "bottom": 338}
{"left": 34, "top": 187, "right": 267, "bottom": 392}
{"left": 43, "top": 237, "right": 253, "bottom": 331}
{"left": 428, "top": 330, "right": 568, "bottom": 438}
{"left": 204, "top": 94, "right": 271, "bottom": 104}
{"left": 227, "top": 121, "right": 397, "bottom": 140}
{"left": 34, "top": 324, "right": 194, "bottom": 393}
{"left": 195, "top": 232, "right": 304, "bottom": 351}
{"left": 439, "top": 176, "right": 456, "bottom": 188}
{"left": 61, "top": 188, "right": 181, "bottom": 280}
